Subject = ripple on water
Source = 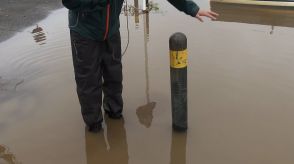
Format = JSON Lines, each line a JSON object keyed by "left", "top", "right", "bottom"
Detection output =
{"left": 0, "top": 76, "right": 24, "bottom": 92}
{"left": 0, "top": 9, "right": 71, "bottom": 81}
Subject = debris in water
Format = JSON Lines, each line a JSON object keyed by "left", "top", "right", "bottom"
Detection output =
{"left": 31, "top": 24, "right": 46, "bottom": 45}
{"left": 0, "top": 145, "right": 20, "bottom": 164}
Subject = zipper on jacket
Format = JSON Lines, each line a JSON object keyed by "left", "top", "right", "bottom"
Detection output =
{"left": 103, "top": 0, "right": 111, "bottom": 40}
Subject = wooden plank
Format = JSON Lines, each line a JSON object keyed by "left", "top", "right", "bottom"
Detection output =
{"left": 211, "top": 1, "right": 294, "bottom": 28}
{"left": 210, "top": 0, "right": 294, "bottom": 7}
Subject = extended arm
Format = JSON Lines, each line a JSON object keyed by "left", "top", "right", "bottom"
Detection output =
{"left": 167, "top": 0, "right": 219, "bottom": 22}
{"left": 167, "top": 0, "right": 200, "bottom": 17}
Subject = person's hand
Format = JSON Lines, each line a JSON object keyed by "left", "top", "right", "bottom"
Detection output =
{"left": 195, "top": 10, "right": 219, "bottom": 22}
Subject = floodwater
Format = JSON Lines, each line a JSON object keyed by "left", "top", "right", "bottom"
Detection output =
{"left": 1, "top": 0, "right": 294, "bottom": 163}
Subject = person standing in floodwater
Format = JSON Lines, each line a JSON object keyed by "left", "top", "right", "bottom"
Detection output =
{"left": 62, "top": 0, "right": 218, "bottom": 133}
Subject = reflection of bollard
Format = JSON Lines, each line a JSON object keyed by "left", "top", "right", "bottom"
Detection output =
{"left": 170, "top": 131, "right": 187, "bottom": 164}
{"left": 169, "top": 32, "right": 188, "bottom": 132}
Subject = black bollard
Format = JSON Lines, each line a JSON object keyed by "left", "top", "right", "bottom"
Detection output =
{"left": 169, "top": 32, "right": 188, "bottom": 132}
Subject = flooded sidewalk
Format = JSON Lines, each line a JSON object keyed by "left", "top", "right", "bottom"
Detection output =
{"left": 1, "top": 0, "right": 294, "bottom": 164}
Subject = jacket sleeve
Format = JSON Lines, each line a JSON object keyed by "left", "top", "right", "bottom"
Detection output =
{"left": 62, "top": 0, "right": 107, "bottom": 11}
{"left": 167, "top": 0, "right": 200, "bottom": 17}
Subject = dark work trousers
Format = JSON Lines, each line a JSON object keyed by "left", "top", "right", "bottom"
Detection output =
{"left": 70, "top": 31, "right": 123, "bottom": 126}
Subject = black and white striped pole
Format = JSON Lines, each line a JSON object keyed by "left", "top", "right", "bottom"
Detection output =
{"left": 169, "top": 32, "right": 188, "bottom": 132}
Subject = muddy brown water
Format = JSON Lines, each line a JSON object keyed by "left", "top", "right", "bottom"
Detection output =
{"left": 1, "top": 0, "right": 294, "bottom": 163}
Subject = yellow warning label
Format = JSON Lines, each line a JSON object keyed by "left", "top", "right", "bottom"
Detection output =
{"left": 170, "top": 50, "right": 188, "bottom": 69}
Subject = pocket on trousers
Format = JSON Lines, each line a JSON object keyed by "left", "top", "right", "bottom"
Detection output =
{"left": 72, "top": 39, "right": 91, "bottom": 63}
{"left": 73, "top": 40, "right": 87, "bottom": 62}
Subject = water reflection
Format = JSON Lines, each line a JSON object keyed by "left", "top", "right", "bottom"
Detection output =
{"left": 0, "top": 145, "right": 19, "bottom": 164}
{"left": 136, "top": 12, "right": 156, "bottom": 128}
{"left": 85, "top": 115, "right": 128, "bottom": 164}
{"left": 1, "top": 2, "right": 294, "bottom": 163}
{"left": 170, "top": 132, "right": 187, "bottom": 164}
{"left": 211, "top": 0, "right": 294, "bottom": 34}
{"left": 31, "top": 25, "right": 46, "bottom": 45}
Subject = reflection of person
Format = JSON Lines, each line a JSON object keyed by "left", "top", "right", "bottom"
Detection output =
{"left": 62, "top": 0, "right": 218, "bottom": 132}
{"left": 170, "top": 132, "right": 187, "bottom": 164}
{"left": 85, "top": 116, "right": 128, "bottom": 164}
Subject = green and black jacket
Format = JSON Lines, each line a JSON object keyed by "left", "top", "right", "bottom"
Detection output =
{"left": 62, "top": 0, "right": 199, "bottom": 41}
